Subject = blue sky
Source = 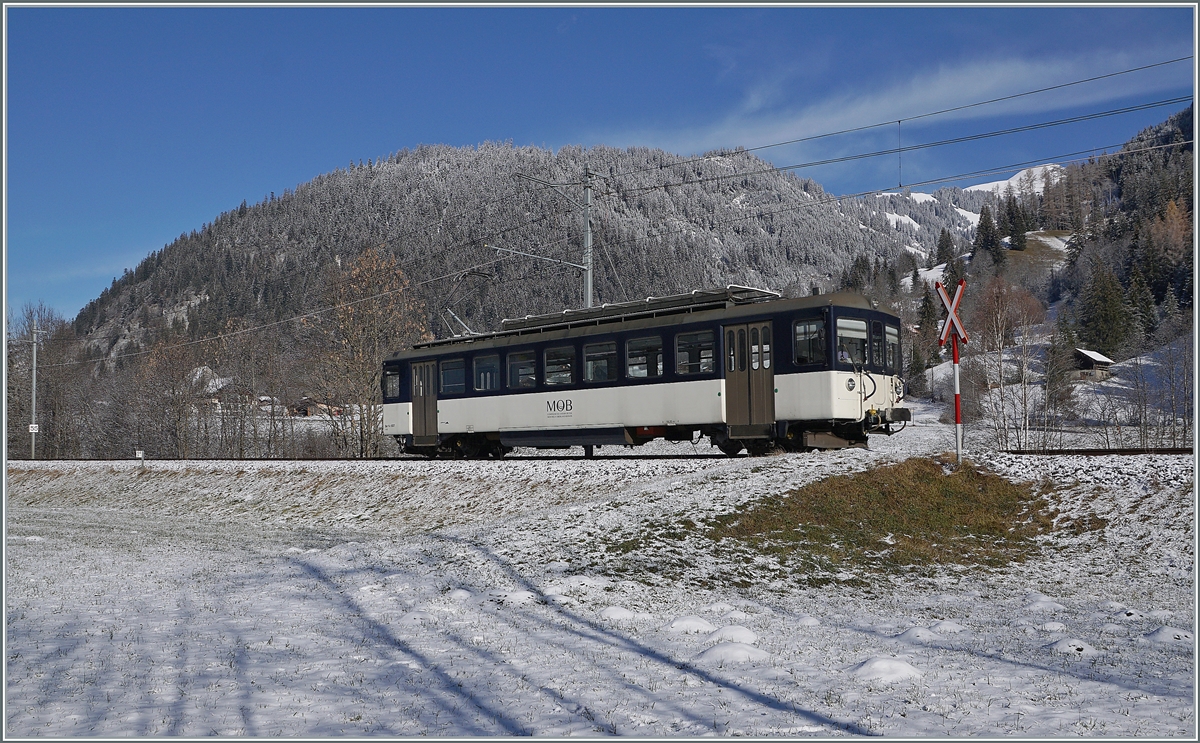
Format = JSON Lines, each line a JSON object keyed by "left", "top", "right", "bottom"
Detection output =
{"left": 4, "top": 5, "right": 1195, "bottom": 319}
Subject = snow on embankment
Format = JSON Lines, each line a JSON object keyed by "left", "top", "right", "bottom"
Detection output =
{"left": 5, "top": 456, "right": 716, "bottom": 534}
{"left": 5, "top": 427, "right": 1196, "bottom": 738}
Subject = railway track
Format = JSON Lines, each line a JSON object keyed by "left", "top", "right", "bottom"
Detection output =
{"left": 8, "top": 452, "right": 730, "bottom": 463}
{"left": 13, "top": 448, "right": 1193, "bottom": 464}
{"left": 1000, "top": 447, "right": 1193, "bottom": 456}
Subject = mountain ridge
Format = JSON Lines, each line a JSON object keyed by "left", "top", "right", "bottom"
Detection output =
{"left": 72, "top": 142, "right": 998, "bottom": 358}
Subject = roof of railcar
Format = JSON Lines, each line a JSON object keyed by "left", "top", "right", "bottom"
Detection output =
{"left": 385, "top": 286, "right": 888, "bottom": 361}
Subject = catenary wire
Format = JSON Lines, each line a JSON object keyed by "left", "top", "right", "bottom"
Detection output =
{"left": 41, "top": 200, "right": 581, "bottom": 347}
{"left": 33, "top": 136, "right": 1192, "bottom": 366}
{"left": 43, "top": 56, "right": 1193, "bottom": 341}
{"left": 605, "top": 55, "right": 1193, "bottom": 179}
{"left": 586, "top": 138, "right": 1193, "bottom": 255}
{"left": 611, "top": 96, "right": 1193, "bottom": 197}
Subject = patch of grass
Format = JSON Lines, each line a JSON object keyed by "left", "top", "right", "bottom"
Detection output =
{"left": 1008, "top": 230, "right": 1072, "bottom": 274}
{"left": 706, "top": 456, "right": 1055, "bottom": 574}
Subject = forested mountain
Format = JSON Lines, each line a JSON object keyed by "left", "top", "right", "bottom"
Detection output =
{"left": 70, "top": 143, "right": 992, "bottom": 356}
{"left": 1042, "top": 106, "right": 1193, "bottom": 356}
{"left": 7, "top": 108, "right": 1191, "bottom": 460}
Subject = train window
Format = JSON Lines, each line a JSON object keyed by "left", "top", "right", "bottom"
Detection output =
{"left": 836, "top": 318, "right": 867, "bottom": 365}
{"left": 626, "top": 336, "right": 663, "bottom": 378}
{"left": 383, "top": 371, "right": 401, "bottom": 400}
{"left": 737, "top": 329, "right": 747, "bottom": 372}
{"left": 726, "top": 330, "right": 736, "bottom": 372}
{"left": 885, "top": 325, "right": 900, "bottom": 371}
{"left": 544, "top": 346, "right": 575, "bottom": 386}
{"left": 871, "top": 321, "right": 884, "bottom": 368}
{"left": 440, "top": 358, "right": 466, "bottom": 394}
{"left": 750, "top": 327, "right": 760, "bottom": 370}
{"left": 677, "top": 331, "right": 716, "bottom": 375}
{"left": 762, "top": 327, "right": 772, "bottom": 369}
{"left": 412, "top": 364, "right": 426, "bottom": 396}
{"left": 584, "top": 342, "right": 618, "bottom": 382}
{"left": 508, "top": 351, "right": 536, "bottom": 389}
{"left": 794, "top": 319, "right": 827, "bottom": 366}
{"left": 474, "top": 354, "right": 501, "bottom": 391}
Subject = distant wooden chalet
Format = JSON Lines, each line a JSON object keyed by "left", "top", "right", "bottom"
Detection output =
{"left": 1072, "top": 348, "right": 1114, "bottom": 381}
{"left": 290, "top": 397, "right": 345, "bottom": 417}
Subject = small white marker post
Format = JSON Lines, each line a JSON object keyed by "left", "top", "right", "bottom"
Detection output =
{"left": 935, "top": 279, "right": 969, "bottom": 465}
{"left": 135, "top": 450, "right": 145, "bottom": 471}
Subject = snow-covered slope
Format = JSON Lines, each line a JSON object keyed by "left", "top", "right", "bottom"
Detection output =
{"left": 6, "top": 424, "right": 1193, "bottom": 737}
{"left": 965, "top": 164, "right": 1063, "bottom": 195}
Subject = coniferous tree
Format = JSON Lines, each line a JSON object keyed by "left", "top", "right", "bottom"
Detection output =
{"left": 934, "top": 228, "right": 956, "bottom": 266}
{"left": 1076, "top": 263, "right": 1132, "bottom": 359}
{"left": 917, "top": 282, "right": 940, "bottom": 362}
{"left": 1126, "top": 268, "right": 1157, "bottom": 344}
{"left": 1004, "top": 190, "right": 1027, "bottom": 250}
{"left": 942, "top": 256, "right": 967, "bottom": 290}
{"left": 1157, "top": 289, "right": 1183, "bottom": 342}
{"left": 841, "top": 254, "right": 872, "bottom": 291}
{"left": 1041, "top": 314, "right": 1078, "bottom": 428}
{"left": 906, "top": 344, "right": 928, "bottom": 396}
{"left": 973, "top": 205, "right": 1004, "bottom": 266}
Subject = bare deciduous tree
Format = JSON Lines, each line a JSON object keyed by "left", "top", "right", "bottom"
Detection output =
{"left": 307, "top": 246, "right": 428, "bottom": 457}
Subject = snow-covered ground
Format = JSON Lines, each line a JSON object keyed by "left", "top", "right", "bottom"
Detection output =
{"left": 965, "top": 165, "right": 1062, "bottom": 196}
{"left": 5, "top": 415, "right": 1195, "bottom": 736}
{"left": 884, "top": 212, "right": 921, "bottom": 231}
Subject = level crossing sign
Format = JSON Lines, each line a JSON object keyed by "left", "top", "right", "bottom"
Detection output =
{"left": 936, "top": 279, "right": 968, "bottom": 346}
{"left": 934, "top": 279, "right": 967, "bottom": 464}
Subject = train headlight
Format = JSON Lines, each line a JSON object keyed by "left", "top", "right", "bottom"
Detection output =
{"left": 846, "top": 377, "right": 856, "bottom": 391}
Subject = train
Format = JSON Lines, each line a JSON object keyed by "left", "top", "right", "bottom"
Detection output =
{"left": 381, "top": 286, "right": 910, "bottom": 458}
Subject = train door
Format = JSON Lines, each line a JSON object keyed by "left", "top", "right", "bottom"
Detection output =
{"left": 723, "top": 321, "right": 775, "bottom": 438}
{"left": 411, "top": 360, "right": 438, "bottom": 447}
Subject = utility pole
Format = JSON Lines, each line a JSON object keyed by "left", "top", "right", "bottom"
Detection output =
{"left": 512, "top": 167, "right": 596, "bottom": 309}
{"left": 583, "top": 167, "right": 593, "bottom": 308}
{"left": 28, "top": 319, "right": 45, "bottom": 459}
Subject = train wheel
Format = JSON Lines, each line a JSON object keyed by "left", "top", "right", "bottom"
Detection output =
{"left": 717, "top": 439, "right": 744, "bottom": 457}
{"left": 746, "top": 440, "right": 775, "bottom": 457}
{"left": 452, "top": 436, "right": 488, "bottom": 459}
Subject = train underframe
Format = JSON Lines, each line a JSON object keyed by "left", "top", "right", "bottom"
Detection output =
{"left": 399, "top": 415, "right": 907, "bottom": 459}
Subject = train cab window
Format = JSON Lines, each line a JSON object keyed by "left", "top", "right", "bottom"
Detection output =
{"left": 794, "top": 319, "right": 827, "bottom": 366}
{"left": 508, "top": 351, "right": 536, "bottom": 389}
{"left": 383, "top": 370, "right": 401, "bottom": 400}
{"left": 885, "top": 325, "right": 900, "bottom": 372}
{"left": 836, "top": 318, "right": 868, "bottom": 365}
{"left": 870, "top": 322, "right": 884, "bottom": 368}
{"left": 544, "top": 346, "right": 575, "bottom": 386}
{"left": 626, "top": 336, "right": 663, "bottom": 378}
{"left": 584, "top": 342, "right": 618, "bottom": 382}
{"left": 440, "top": 358, "right": 466, "bottom": 394}
{"left": 677, "top": 331, "right": 716, "bottom": 375}
{"left": 474, "top": 354, "right": 501, "bottom": 391}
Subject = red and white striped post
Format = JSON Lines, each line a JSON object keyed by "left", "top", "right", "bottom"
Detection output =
{"left": 935, "top": 279, "right": 969, "bottom": 465}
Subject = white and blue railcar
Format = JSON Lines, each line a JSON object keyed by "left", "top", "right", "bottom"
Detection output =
{"left": 381, "top": 286, "right": 910, "bottom": 457}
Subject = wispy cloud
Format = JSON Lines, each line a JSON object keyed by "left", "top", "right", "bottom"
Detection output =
{"left": 590, "top": 49, "right": 1193, "bottom": 159}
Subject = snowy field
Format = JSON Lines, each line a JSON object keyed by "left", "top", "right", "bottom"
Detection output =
{"left": 5, "top": 411, "right": 1195, "bottom": 737}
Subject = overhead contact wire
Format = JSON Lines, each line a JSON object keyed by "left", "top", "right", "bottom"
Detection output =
{"left": 607, "top": 55, "right": 1193, "bottom": 178}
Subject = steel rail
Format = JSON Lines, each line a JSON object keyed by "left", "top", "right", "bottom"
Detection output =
{"left": 1000, "top": 447, "right": 1193, "bottom": 456}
